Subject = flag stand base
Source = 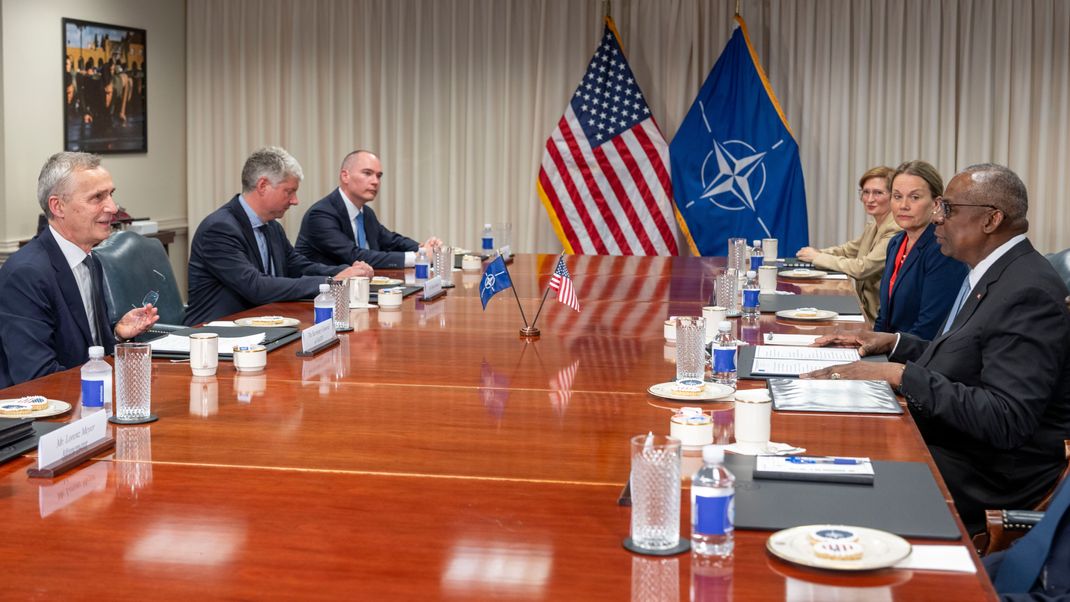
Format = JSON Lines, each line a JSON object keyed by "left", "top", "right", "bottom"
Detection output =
{"left": 519, "top": 326, "right": 541, "bottom": 338}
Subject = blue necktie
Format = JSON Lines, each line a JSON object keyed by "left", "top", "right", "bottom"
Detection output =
{"left": 940, "top": 278, "right": 972, "bottom": 335}
{"left": 993, "top": 478, "right": 1070, "bottom": 593}
{"left": 255, "top": 224, "right": 273, "bottom": 275}
{"left": 355, "top": 212, "right": 368, "bottom": 250}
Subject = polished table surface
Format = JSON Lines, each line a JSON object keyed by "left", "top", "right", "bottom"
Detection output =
{"left": 0, "top": 254, "right": 996, "bottom": 600}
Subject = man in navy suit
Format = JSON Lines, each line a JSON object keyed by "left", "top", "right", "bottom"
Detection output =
{"left": 295, "top": 150, "right": 441, "bottom": 269}
{"left": 185, "top": 147, "right": 373, "bottom": 325}
{"left": 805, "top": 164, "right": 1070, "bottom": 534}
{"left": 0, "top": 152, "right": 159, "bottom": 388}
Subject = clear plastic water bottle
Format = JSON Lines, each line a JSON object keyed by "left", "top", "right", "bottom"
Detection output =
{"left": 81, "top": 346, "right": 112, "bottom": 412}
{"left": 481, "top": 223, "right": 494, "bottom": 254}
{"left": 414, "top": 248, "right": 430, "bottom": 280}
{"left": 741, "top": 270, "right": 760, "bottom": 319}
{"left": 750, "top": 240, "right": 763, "bottom": 271}
{"left": 712, "top": 321, "right": 737, "bottom": 387}
{"left": 314, "top": 283, "right": 333, "bottom": 324}
{"left": 691, "top": 444, "right": 735, "bottom": 557}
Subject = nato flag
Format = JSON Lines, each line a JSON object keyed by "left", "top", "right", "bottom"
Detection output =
{"left": 479, "top": 255, "right": 513, "bottom": 310}
{"left": 670, "top": 16, "right": 809, "bottom": 257}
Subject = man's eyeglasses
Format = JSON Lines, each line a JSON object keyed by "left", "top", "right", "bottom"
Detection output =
{"left": 932, "top": 199, "right": 1001, "bottom": 220}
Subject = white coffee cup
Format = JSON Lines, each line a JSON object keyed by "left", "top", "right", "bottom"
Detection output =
{"left": 758, "top": 265, "right": 779, "bottom": 293}
{"left": 189, "top": 332, "right": 218, "bottom": 377}
{"left": 232, "top": 344, "right": 267, "bottom": 373}
{"left": 349, "top": 276, "right": 370, "bottom": 306}
{"left": 462, "top": 255, "right": 483, "bottom": 271}
{"left": 733, "top": 388, "right": 773, "bottom": 453}
{"left": 378, "top": 287, "right": 403, "bottom": 309}
{"left": 702, "top": 306, "right": 728, "bottom": 343}
{"left": 762, "top": 238, "right": 779, "bottom": 264}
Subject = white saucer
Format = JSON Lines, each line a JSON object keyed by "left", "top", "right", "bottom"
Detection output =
{"left": 780, "top": 269, "right": 828, "bottom": 279}
{"left": 350, "top": 302, "right": 378, "bottom": 309}
{"left": 647, "top": 382, "right": 735, "bottom": 402}
{"left": 767, "top": 525, "right": 911, "bottom": 571}
{"left": 775, "top": 309, "right": 839, "bottom": 321}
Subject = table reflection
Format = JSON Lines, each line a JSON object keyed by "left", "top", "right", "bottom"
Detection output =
{"left": 115, "top": 426, "right": 153, "bottom": 497}
{"left": 189, "top": 375, "right": 219, "bottom": 417}
{"left": 631, "top": 555, "right": 679, "bottom": 602}
{"left": 442, "top": 539, "right": 552, "bottom": 596}
{"left": 37, "top": 460, "right": 110, "bottom": 518}
{"left": 691, "top": 554, "right": 733, "bottom": 601}
{"left": 126, "top": 516, "right": 247, "bottom": 567}
{"left": 234, "top": 371, "right": 267, "bottom": 404}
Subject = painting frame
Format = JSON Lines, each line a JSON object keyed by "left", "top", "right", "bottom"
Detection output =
{"left": 62, "top": 17, "right": 147, "bottom": 154}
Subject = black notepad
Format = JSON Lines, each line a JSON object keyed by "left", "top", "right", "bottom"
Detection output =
{"left": 725, "top": 455, "right": 961, "bottom": 540}
{"left": 759, "top": 294, "right": 863, "bottom": 315}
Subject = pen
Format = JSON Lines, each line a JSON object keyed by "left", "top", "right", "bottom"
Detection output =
{"left": 786, "top": 456, "right": 866, "bottom": 465}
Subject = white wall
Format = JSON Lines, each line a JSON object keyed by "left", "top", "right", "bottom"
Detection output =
{"left": 0, "top": 0, "right": 187, "bottom": 295}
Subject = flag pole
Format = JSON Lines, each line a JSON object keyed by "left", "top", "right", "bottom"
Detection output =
{"left": 603, "top": 0, "right": 611, "bottom": 19}
{"left": 497, "top": 253, "right": 536, "bottom": 336}
{"left": 735, "top": 0, "right": 741, "bottom": 16}
{"left": 529, "top": 250, "right": 566, "bottom": 331}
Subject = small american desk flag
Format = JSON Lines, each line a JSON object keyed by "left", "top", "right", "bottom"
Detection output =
{"left": 549, "top": 256, "right": 581, "bottom": 312}
{"left": 536, "top": 17, "right": 678, "bottom": 256}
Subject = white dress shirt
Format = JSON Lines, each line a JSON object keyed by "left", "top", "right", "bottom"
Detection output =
{"left": 50, "top": 225, "right": 99, "bottom": 345}
{"left": 338, "top": 187, "right": 415, "bottom": 267}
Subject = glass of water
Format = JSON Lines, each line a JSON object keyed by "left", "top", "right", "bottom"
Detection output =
{"left": 715, "top": 269, "right": 741, "bottom": 316}
{"left": 727, "top": 238, "right": 748, "bottom": 273}
{"left": 115, "top": 342, "right": 152, "bottom": 422}
{"left": 675, "top": 317, "right": 705, "bottom": 391}
{"left": 433, "top": 245, "right": 454, "bottom": 288}
{"left": 330, "top": 279, "right": 351, "bottom": 331}
{"left": 629, "top": 434, "right": 683, "bottom": 551}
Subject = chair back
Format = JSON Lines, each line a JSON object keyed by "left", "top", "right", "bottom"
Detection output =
{"left": 94, "top": 231, "right": 185, "bottom": 325}
{"left": 1047, "top": 248, "right": 1070, "bottom": 291}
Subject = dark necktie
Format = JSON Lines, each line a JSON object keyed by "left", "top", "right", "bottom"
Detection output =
{"left": 993, "top": 478, "right": 1070, "bottom": 593}
{"left": 257, "top": 224, "right": 274, "bottom": 275}
{"left": 86, "top": 253, "right": 111, "bottom": 348}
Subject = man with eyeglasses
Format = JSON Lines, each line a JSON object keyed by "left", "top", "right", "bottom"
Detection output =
{"left": 804, "top": 163, "right": 1070, "bottom": 534}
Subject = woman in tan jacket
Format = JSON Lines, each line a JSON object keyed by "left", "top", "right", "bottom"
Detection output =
{"left": 795, "top": 166, "right": 901, "bottom": 322}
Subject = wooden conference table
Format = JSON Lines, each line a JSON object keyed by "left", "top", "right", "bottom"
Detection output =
{"left": 0, "top": 254, "right": 996, "bottom": 600}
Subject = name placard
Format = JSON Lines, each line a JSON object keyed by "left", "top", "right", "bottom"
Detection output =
{"left": 37, "top": 410, "right": 108, "bottom": 470}
{"left": 423, "top": 276, "right": 443, "bottom": 300}
{"left": 301, "top": 318, "right": 337, "bottom": 354}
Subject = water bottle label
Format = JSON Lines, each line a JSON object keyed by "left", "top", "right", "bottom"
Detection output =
{"left": 81, "top": 378, "right": 104, "bottom": 408}
{"left": 482, "top": 237, "right": 493, "bottom": 251}
{"left": 750, "top": 256, "right": 762, "bottom": 271}
{"left": 742, "top": 288, "right": 760, "bottom": 309}
{"left": 693, "top": 489, "right": 735, "bottom": 536}
{"left": 314, "top": 306, "right": 333, "bottom": 324}
{"left": 713, "top": 347, "right": 736, "bottom": 373}
{"left": 415, "top": 264, "right": 429, "bottom": 279}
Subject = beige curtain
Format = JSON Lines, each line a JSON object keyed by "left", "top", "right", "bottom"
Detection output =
{"left": 187, "top": 0, "right": 1070, "bottom": 255}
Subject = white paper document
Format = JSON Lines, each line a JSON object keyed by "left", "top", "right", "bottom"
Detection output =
{"left": 893, "top": 545, "right": 977, "bottom": 573}
{"left": 763, "top": 333, "right": 821, "bottom": 346}
{"left": 832, "top": 314, "right": 867, "bottom": 322}
{"left": 821, "top": 273, "right": 850, "bottom": 280}
{"left": 755, "top": 455, "right": 874, "bottom": 478}
{"left": 751, "top": 345, "right": 860, "bottom": 376}
{"left": 150, "top": 333, "right": 266, "bottom": 354}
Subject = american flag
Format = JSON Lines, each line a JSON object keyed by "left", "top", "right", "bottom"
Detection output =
{"left": 548, "top": 359, "right": 580, "bottom": 417}
{"left": 536, "top": 17, "right": 679, "bottom": 256}
{"left": 549, "top": 256, "right": 581, "bottom": 312}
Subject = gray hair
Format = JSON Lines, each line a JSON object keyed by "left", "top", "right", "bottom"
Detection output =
{"left": 240, "top": 146, "right": 304, "bottom": 192}
{"left": 37, "top": 152, "right": 103, "bottom": 218}
{"left": 961, "top": 163, "right": 1029, "bottom": 230}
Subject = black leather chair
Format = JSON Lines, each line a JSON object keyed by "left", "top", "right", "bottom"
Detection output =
{"left": 1048, "top": 248, "right": 1070, "bottom": 291}
{"left": 94, "top": 231, "right": 185, "bottom": 331}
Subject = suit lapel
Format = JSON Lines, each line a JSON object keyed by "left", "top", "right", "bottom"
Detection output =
{"left": 225, "top": 196, "right": 268, "bottom": 273}
{"left": 892, "top": 226, "right": 935, "bottom": 297}
{"left": 363, "top": 205, "right": 380, "bottom": 251}
{"left": 88, "top": 253, "right": 116, "bottom": 351}
{"left": 41, "top": 229, "right": 94, "bottom": 348}
{"left": 331, "top": 190, "right": 357, "bottom": 242}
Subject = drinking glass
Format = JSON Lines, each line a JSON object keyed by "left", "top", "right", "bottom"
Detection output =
{"left": 115, "top": 342, "right": 152, "bottom": 421}
{"left": 433, "top": 245, "right": 454, "bottom": 288}
{"left": 727, "top": 238, "right": 748, "bottom": 273}
{"left": 629, "top": 434, "right": 683, "bottom": 551}
{"left": 715, "top": 269, "right": 740, "bottom": 316}
{"left": 495, "top": 222, "right": 513, "bottom": 256}
{"left": 674, "top": 317, "right": 705, "bottom": 389}
{"left": 330, "top": 279, "right": 351, "bottom": 330}
{"left": 762, "top": 238, "right": 779, "bottom": 264}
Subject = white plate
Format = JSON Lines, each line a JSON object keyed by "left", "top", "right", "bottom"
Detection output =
{"left": 767, "top": 525, "right": 912, "bottom": 571}
{"left": 647, "top": 382, "right": 735, "bottom": 401}
{"left": 780, "top": 269, "right": 828, "bottom": 279}
{"left": 235, "top": 316, "right": 300, "bottom": 328}
{"left": 776, "top": 309, "right": 839, "bottom": 321}
{"left": 0, "top": 398, "right": 72, "bottom": 419}
{"left": 350, "top": 302, "right": 378, "bottom": 309}
{"left": 371, "top": 277, "right": 403, "bottom": 286}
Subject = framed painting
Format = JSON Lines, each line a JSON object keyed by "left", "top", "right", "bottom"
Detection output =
{"left": 63, "top": 18, "right": 147, "bottom": 153}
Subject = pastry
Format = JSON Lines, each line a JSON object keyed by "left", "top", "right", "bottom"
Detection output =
{"left": 22, "top": 396, "right": 49, "bottom": 411}
{"left": 248, "top": 316, "right": 285, "bottom": 326}
{"left": 794, "top": 307, "right": 818, "bottom": 318}
{"left": 807, "top": 527, "right": 859, "bottom": 545}
{"left": 813, "top": 540, "right": 864, "bottom": 561}
{"left": 0, "top": 401, "right": 33, "bottom": 417}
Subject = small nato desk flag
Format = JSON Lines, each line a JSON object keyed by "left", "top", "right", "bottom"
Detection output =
{"left": 669, "top": 15, "right": 809, "bottom": 257}
{"left": 479, "top": 255, "right": 513, "bottom": 310}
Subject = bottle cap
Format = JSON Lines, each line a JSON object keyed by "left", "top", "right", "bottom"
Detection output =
{"left": 319, "top": 283, "right": 330, "bottom": 292}
{"left": 484, "top": 223, "right": 492, "bottom": 228}
{"left": 88, "top": 345, "right": 105, "bottom": 359}
{"left": 702, "top": 444, "right": 726, "bottom": 464}
{"left": 746, "top": 270, "right": 756, "bottom": 278}
{"left": 753, "top": 240, "right": 762, "bottom": 247}
{"left": 718, "top": 320, "right": 731, "bottom": 332}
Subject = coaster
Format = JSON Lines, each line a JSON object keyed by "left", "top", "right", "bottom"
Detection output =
{"left": 109, "top": 414, "right": 159, "bottom": 425}
{"left": 622, "top": 537, "right": 691, "bottom": 556}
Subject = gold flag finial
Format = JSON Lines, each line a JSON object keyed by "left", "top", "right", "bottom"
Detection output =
{"left": 735, "top": 0, "right": 741, "bottom": 16}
